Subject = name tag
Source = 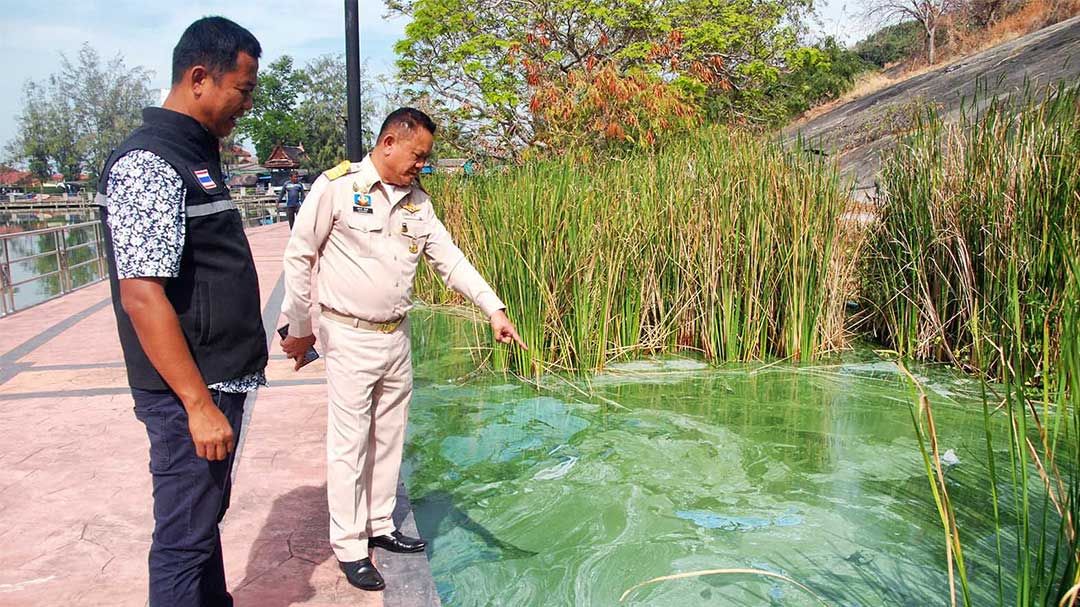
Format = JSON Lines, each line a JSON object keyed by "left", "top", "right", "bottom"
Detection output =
{"left": 352, "top": 192, "right": 375, "bottom": 214}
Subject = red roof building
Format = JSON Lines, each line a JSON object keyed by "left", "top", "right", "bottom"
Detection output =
{"left": 0, "top": 170, "right": 35, "bottom": 188}
{"left": 226, "top": 145, "right": 256, "bottom": 165}
{"left": 263, "top": 143, "right": 307, "bottom": 170}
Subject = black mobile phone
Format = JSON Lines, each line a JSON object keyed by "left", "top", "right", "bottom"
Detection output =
{"left": 278, "top": 324, "right": 320, "bottom": 368}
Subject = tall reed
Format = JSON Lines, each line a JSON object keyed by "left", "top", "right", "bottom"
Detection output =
{"left": 414, "top": 127, "right": 854, "bottom": 375}
{"left": 884, "top": 84, "right": 1080, "bottom": 605}
{"left": 863, "top": 83, "right": 1080, "bottom": 386}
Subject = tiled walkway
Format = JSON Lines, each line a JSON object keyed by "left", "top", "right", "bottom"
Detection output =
{"left": 0, "top": 222, "right": 439, "bottom": 606}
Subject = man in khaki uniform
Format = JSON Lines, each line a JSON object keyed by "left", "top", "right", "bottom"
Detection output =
{"left": 280, "top": 108, "right": 525, "bottom": 591}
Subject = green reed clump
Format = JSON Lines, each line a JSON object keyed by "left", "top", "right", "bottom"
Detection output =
{"left": 864, "top": 83, "right": 1080, "bottom": 386}
{"left": 887, "top": 83, "right": 1080, "bottom": 606}
{"left": 414, "top": 126, "right": 853, "bottom": 375}
{"left": 903, "top": 222, "right": 1080, "bottom": 607}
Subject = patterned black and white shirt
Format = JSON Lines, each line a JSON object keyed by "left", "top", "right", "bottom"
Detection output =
{"left": 105, "top": 150, "right": 266, "bottom": 393}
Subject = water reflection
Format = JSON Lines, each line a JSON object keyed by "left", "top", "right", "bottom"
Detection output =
{"left": 0, "top": 220, "right": 105, "bottom": 312}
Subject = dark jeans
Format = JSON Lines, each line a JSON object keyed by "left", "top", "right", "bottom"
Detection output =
{"left": 133, "top": 388, "right": 247, "bottom": 607}
{"left": 285, "top": 205, "right": 298, "bottom": 229}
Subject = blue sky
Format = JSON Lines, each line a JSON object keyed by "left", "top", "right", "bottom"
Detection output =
{"left": 0, "top": 0, "right": 407, "bottom": 153}
{"left": 0, "top": 0, "right": 864, "bottom": 158}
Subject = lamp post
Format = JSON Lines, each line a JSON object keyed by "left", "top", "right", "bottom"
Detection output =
{"left": 345, "top": 0, "right": 364, "bottom": 161}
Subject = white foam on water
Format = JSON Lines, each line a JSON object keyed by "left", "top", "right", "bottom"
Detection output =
{"left": 533, "top": 456, "right": 578, "bottom": 480}
{"left": 840, "top": 361, "right": 902, "bottom": 374}
{"left": 605, "top": 358, "right": 709, "bottom": 373}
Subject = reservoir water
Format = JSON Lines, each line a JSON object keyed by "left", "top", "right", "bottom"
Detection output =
{"left": 405, "top": 309, "right": 1052, "bottom": 606}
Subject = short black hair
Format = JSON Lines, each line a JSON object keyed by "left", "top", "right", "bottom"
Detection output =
{"left": 171, "top": 17, "right": 262, "bottom": 85}
{"left": 377, "top": 107, "right": 437, "bottom": 143}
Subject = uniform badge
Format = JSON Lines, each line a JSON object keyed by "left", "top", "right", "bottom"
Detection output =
{"left": 401, "top": 222, "right": 409, "bottom": 234}
{"left": 193, "top": 169, "right": 216, "bottom": 190}
{"left": 403, "top": 202, "right": 420, "bottom": 214}
{"left": 352, "top": 193, "right": 374, "bottom": 214}
{"left": 409, "top": 243, "right": 419, "bottom": 254}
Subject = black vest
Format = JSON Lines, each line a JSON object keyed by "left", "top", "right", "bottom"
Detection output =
{"left": 97, "top": 107, "right": 268, "bottom": 390}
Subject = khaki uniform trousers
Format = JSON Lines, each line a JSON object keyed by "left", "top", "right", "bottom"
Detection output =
{"left": 319, "top": 314, "right": 412, "bottom": 562}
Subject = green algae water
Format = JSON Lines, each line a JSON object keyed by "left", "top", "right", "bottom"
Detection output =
{"left": 404, "top": 310, "right": 1038, "bottom": 606}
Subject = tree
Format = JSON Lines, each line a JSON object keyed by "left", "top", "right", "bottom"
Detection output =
{"left": 294, "top": 54, "right": 378, "bottom": 171}
{"left": 65, "top": 45, "right": 154, "bottom": 183}
{"left": 387, "top": 0, "right": 813, "bottom": 155}
{"left": 6, "top": 43, "right": 151, "bottom": 184}
{"left": 220, "top": 133, "right": 243, "bottom": 176}
{"left": 852, "top": 19, "right": 925, "bottom": 67}
{"left": 6, "top": 82, "right": 61, "bottom": 180}
{"left": 767, "top": 37, "right": 868, "bottom": 117}
{"left": 235, "top": 54, "right": 378, "bottom": 170}
{"left": 862, "top": 0, "right": 959, "bottom": 65}
{"left": 530, "top": 62, "right": 701, "bottom": 152}
{"left": 235, "top": 56, "right": 306, "bottom": 162}
{"left": 961, "top": 0, "right": 1023, "bottom": 28}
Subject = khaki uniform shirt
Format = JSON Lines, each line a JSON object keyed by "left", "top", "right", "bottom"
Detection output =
{"left": 282, "top": 156, "right": 505, "bottom": 338}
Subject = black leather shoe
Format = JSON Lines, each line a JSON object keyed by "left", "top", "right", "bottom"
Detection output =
{"left": 338, "top": 558, "right": 385, "bottom": 591}
{"left": 369, "top": 530, "right": 427, "bottom": 553}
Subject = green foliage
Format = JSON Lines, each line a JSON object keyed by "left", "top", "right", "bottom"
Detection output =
{"left": 235, "top": 56, "right": 306, "bottom": 162}
{"left": 768, "top": 37, "right": 870, "bottom": 119}
{"left": 5, "top": 43, "right": 152, "bottom": 184}
{"left": 853, "top": 20, "right": 926, "bottom": 67}
{"left": 236, "top": 54, "right": 377, "bottom": 169}
{"left": 387, "top": 0, "right": 814, "bottom": 155}
{"left": 7, "top": 82, "right": 68, "bottom": 181}
{"left": 295, "top": 56, "right": 348, "bottom": 171}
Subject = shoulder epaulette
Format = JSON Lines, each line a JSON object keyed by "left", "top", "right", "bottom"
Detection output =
{"left": 323, "top": 160, "right": 354, "bottom": 181}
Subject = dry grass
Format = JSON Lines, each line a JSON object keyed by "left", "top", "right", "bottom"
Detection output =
{"left": 864, "top": 83, "right": 1079, "bottom": 380}
{"left": 794, "top": 69, "right": 934, "bottom": 125}
{"left": 619, "top": 568, "right": 829, "bottom": 604}
{"left": 946, "top": 0, "right": 1080, "bottom": 58}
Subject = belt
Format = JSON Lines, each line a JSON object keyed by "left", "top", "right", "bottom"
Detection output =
{"left": 321, "top": 307, "right": 403, "bottom": 333}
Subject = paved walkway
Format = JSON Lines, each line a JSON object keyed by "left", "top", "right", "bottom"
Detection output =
{"left": 0, "top": 222, "right": 440, "bottom": 606}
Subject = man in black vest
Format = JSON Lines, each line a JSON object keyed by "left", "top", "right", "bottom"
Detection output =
{"left": 96, "top": 17, "right": 266, "bottom": 606}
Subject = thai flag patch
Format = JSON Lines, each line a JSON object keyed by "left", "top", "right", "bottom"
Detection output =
{"left": 193, "top": 169, "right": 217, "bottom": 190}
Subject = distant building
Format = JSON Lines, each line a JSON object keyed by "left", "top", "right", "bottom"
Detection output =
{"left": 0, "top": 169, "right": 35, "bottom": 190}
{"left": 41, "top": 172, "right": 91, "bottom": 193}
{"left": 47, "top": 172, "right": 90, "bottom": 183}
{"left": 263, "top": 143, "right": 308, "bottom": 171}
{"left": 225, "top": 144, "right": 256, "bottom": 165}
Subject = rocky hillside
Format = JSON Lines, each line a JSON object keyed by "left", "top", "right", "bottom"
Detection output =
{"left": 785, "top": 16, "right": 1080, "bottom": 199}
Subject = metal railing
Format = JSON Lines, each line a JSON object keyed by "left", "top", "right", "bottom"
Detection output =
{"left": 0, "top": 194, "right": 281, "bottom": 213}
{"left": 234, "top": 198, "right": 285, "bottom": 227}
{"left": 0, "top": 221, "right": 108, "bottom": 317}
{"left": 0, "top": 202, "right": 285, "bottom": 316}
